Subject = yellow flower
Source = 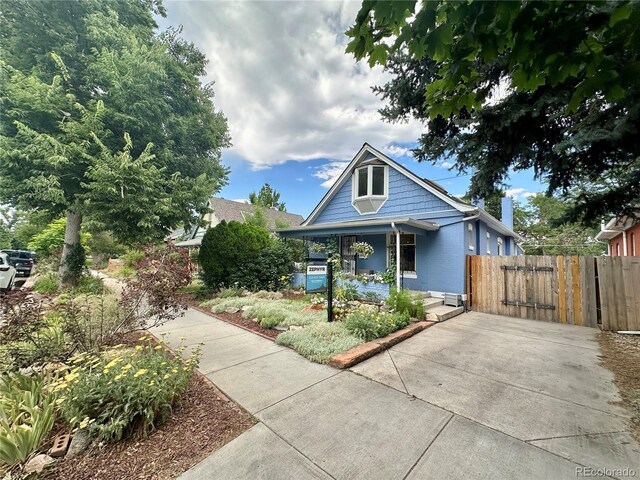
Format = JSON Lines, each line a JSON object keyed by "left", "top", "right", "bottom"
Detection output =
{"left": 171, "top": 368, "right": 178, "bottom": 373}
{"left": 148, "top": 381, "right": 155, "bottom": 386}
{"left": 160, "top": 362, "right": 167, "bottom": 366}
{"left": 114, "top": 374, "right": 124, "bottom": 381}
{"left": 135, "top": 345, "right": 143, "bottom": 351}
{"left": 163, "top": 374, "right": 170, "bottom": 379}
{"left": 139, "top": 336, "right": 147, "bottom": 341}
{"left": 122, "top": 363, "right": 133, "bottom": 371}
{"left": 154, "top": 345, "right": 162, "bottom": 350}
{"left": 133, "top": 369, "right": 148, "bottom": 378}
{"left": 103, "top": 369, "right": 110, "bottom": 374}
{"left": 104, "top": 357, "right": 123, "bottom": 369}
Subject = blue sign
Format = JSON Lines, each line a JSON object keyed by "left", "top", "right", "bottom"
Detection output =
{"left": 306, "top": 265, "right": 327, "bottom": 293}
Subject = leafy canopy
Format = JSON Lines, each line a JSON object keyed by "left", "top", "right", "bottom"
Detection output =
{"left": 249, "top": 184, "right": 287, "bottom": 212}
{"left": 0, "top": 0, "right": 230, "bottom": 244}
{"left": 346, "top": 1, "right": 640, "bottom": 222}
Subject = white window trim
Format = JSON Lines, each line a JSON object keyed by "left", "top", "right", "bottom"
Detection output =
{"left": 468, "top": 223, "right": 474, "bottom": 251}
{"left": 386, "top": 233, "right": 417, "bottom": 278}
{"left": 352, "top": 165, "right": 389, "bottom": 215}
{"left": 486, "top": 232, "right": 491, "bottom": 254}
{"left": 497, "top": 237, "right": 504, "bottom": 256}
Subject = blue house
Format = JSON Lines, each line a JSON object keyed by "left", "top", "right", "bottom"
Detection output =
{"left": 278, "top": 144, "right": 523, "bottom": 300}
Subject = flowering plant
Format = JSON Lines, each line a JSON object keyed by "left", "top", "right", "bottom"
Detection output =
{"left": 351, "top": 241, "right": 374, "bottom": 259}
{"left": 57, "top": 337, "right": 201, "bottom": 441}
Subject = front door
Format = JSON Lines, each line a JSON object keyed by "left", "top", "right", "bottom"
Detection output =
{"left": 341, "top": 235, "right": 357, "bottom": 275}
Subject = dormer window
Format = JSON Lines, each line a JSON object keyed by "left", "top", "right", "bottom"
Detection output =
{"left": 352, "top": 165, "right": 388, "bottom": 214}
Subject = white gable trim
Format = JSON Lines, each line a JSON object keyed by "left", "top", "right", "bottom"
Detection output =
{"left": 304, "top": 143, "right": 474, "bottom": 226}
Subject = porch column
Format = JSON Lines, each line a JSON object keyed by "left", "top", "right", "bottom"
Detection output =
{"left": 391, "top": 223, "right": 401, "bottom": 290}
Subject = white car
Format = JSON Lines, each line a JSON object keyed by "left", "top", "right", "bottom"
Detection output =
{"left": 0, "top": 252, "right": 16, "bottom": 292}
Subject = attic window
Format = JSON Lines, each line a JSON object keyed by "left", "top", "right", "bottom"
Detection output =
{"left": 352, "top": 165, "right": 388, "bottom": 214}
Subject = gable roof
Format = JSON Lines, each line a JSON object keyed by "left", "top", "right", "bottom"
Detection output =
{"left": 304, "top": 143, "right": 475, "bottom": 226}
{"left": 303, "top": 143, "right": 524, "bottom": 242}
{"left": 208, "top": 197, "right": 304, "bottom": 230}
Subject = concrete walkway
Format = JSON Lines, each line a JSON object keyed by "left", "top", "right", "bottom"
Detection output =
{"left": 152, "top": 309, "right": 639, "bottom": 480}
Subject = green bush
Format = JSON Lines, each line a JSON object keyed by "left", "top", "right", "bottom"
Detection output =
{"left": 121, "top": 249, "right": 145, "bottom": 269}
{"left": 59, "top": 340, "right": 200, "bottom": 442}
{"left": 33, "top": 273, "right": 58, "bottom": 294}
{"left": 230, "top": 239, "right": 293, "bottom": 291}
{"left": 387, "top": 288, "right": 425, "bottom": 319}
{"left": 0, "top": 373, "right": 57, "bottom": 468}
{"left": 343, "top": 308, "right": 410, "bottom": 341}
{"left": 276, "top": 322, "right": 362, "bottom": 363}
{"left": 178, "top": 282, "right": 213, "bottom": 301}
{"left": 199, "top": 221, "right": 271, "bottom": 289}
{"left": 217, "top": 287, "right": 245, "bottom": 298}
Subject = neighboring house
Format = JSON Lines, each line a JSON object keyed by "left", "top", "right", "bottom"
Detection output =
{"left": 595, "top": 214, "right": 640, "bottom": 256}
{"left": 175, "top": 197, "right": 304, "bottom": 248}
{"left": 278, "top": 143, "right": 523, "bottom": 298}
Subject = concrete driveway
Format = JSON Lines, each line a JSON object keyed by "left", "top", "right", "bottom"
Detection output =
{"left": 351, "top": 312, "right": 639, "bottom": 478}
{"left": 173, "top": 310, "right": 639, "bottom": 480}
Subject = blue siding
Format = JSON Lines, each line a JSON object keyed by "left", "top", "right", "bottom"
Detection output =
{"left": 356, "top": 234, "right": 387, "bottom": 273}
{"left": 313, "top": 168, "right": 453, "bottom": 224}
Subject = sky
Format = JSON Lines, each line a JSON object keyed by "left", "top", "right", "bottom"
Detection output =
{"left": 159, "top": 1, "right": 542, "bottom": 218}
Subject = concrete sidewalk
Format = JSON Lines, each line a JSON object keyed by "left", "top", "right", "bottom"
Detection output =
{"left": 153, "top": 309, "right": 638, "bottom": 480}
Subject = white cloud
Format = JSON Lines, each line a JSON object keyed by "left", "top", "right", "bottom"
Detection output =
{"left": 438, "top": 161, "right": 454, "bottom": 169}
{"left": 382, "top": 144, "right": 412, "bottom": 158}
{"left": 313, "top": 160, "right": 350, "bottom": 188}
{"left": 296, "top": 178, "right": 304, "bottom": 182}
{"left": 162, "top": 1, "right": 424, "bottom": 172}
{"left": 505, "top": 188, "right": 526, "bottom": 197}
{"left": 522, "top": 191, "right": 536, "bottom": 198}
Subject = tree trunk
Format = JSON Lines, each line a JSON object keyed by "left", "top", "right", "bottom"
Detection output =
{"left": 58, "top": 209, "right": 82, "bottom": 288}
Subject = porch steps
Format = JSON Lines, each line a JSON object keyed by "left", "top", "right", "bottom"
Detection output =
{"left": 423, "top": 297, "right": 443, "bottom": 309}
{"left": 425, "top": 305, "right": 464, "bottom": 322}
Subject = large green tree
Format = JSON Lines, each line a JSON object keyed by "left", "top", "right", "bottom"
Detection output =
{"left": 0, "top": 0, "right": 230, "bottom": 285}
{"left": 514, "top": 194, "right": 605, "bottom": 255}
{"left": 346, "top": 1, "right": 640, "bottom": 223}
{"left": 249, "top": 183, "right": 287, "bottom": 211}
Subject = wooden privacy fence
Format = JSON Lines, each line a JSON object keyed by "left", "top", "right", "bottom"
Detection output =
{"left": 466, "top": 255, "right": 640, "bottom": 331}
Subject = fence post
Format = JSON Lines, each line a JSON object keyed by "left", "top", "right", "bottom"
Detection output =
{"left": 327, "top": 254, "right": 333, "bottom": 322}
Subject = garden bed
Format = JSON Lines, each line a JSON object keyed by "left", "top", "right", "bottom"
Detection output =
{"left": 45, "top": 372, "right": 255, "bottom": 480}
{"left": 209, "top": 309, "right": 279, "bottom": 340}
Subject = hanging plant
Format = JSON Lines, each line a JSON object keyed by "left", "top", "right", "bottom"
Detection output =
{"left": 309, "top": 242, "right": 326, "bottom": 253}
{"left": 351, "top": 241, "right": 374, "bottom": 259}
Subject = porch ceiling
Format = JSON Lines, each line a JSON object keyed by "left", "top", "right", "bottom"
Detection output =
{"left": 277, "top": 217, "right": 439, "bottom": 238}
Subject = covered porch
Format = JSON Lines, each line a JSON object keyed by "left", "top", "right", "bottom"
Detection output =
{"left": 278, "top": 217, "right": 440, "bottom": 292}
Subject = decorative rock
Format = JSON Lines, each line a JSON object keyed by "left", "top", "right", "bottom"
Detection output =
{"left": 289, "top": 325, "right": 304, "bottom": 331}
{"left": 66, "top": 429, "right": 92, "bottom": 459}
{"left": 241, "top": 305, "right": 253, "bottom": 312}
{"left": 252, "top": 318, "right": 259, "bottom": 322}
{"left": 271, "top": 291, "right": 284, "bottom": 300}
{"left": 347, "top": 301, "right": 361, "bottom": 307}
{"left": 274, "top": 325, "right": 288, "bottom": 331}
{"left": 224, "top": 307, "right": 240, "bottom": 314}
{"left": 24, "top": 454, "right": 55, "bottom": 474}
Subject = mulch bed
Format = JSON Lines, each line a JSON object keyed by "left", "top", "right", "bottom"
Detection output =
{"left": 45, "top": 373, "right": 255, "bottom": 480}
{"left": 598, "top": 331, "right": 640, "bottom": 443}
{"left": 205, "top": 309, "right": 279, "bottom": 340}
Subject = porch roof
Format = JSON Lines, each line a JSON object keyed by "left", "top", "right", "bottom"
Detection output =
{"left": 277, "top": 217, "right": 439, "bottom": 238}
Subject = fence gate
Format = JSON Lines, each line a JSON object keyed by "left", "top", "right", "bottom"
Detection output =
{"left": 466, "top": 255, "right": 600, "bottom": 328}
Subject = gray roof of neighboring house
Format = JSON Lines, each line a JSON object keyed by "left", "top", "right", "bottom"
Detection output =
{"left": 208, "top": 197, "right": 304, "bottom": 230}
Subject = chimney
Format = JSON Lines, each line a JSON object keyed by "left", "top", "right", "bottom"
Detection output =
{"left": 501, "top": 197, "right": 513, "bottom": 229}
{"left": 476, "top": 198, "right": 485, "bottom": 209}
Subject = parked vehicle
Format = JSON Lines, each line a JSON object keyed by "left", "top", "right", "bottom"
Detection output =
{"left": 0, "top": 250, "right": 34, "bottom": 277}
{"left": 0, "top": 252, "right": 16, "bottom": 292}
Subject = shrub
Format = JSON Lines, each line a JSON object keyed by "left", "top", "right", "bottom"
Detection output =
{"left": 119, "top": 243, "right": 192, "bottom": 331}
{"left": 121, "top": 249, "right": 145, "bottom": 269}
{"left": 33, "top": 274, "right": 58, "bottom": 294}
{"left": 72, "top": 274, "right": 108, "bottom": 295}
{"left": 59, "top": 339, "right": 200, "bottom": 442}
{"left": 388, "top": 288, "right": 425, "bottom": 320}
{"left": 199, "top": 221, "right": 271, "bottom": 289}
{"left": 178, "top": 282, "right": 213, "bottom": 301}
{"left": 343, "top": 307, "right": 410, "bottom": 341}
{"left": 217, "top": 287, "right": 245, "bottom": 299}
{"left": 229, "top": 239, "right": 293, "bottom": 291}
{"left": 276, "top": 322, "right": 362, "bottom": 363}
{"left": 0, "top": 373, "right": 57, "bottom": 468}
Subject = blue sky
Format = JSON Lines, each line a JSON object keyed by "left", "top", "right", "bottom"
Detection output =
{"left": 160, "top": 1, "right": 544, "bottom": 219}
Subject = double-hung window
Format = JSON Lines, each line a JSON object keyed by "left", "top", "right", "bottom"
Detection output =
{"left": 352, "top": 165, "right": 388, "bottom": 214}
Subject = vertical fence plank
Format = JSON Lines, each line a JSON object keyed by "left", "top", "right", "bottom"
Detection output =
{"left": 629, "top": 257, "right": 640, "bottom": 330}
{"left": 597, "top": 257, "right": 612, "bottom": 331}
{"left": 558, "top": 256, "right": 567, "bottom": 323}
